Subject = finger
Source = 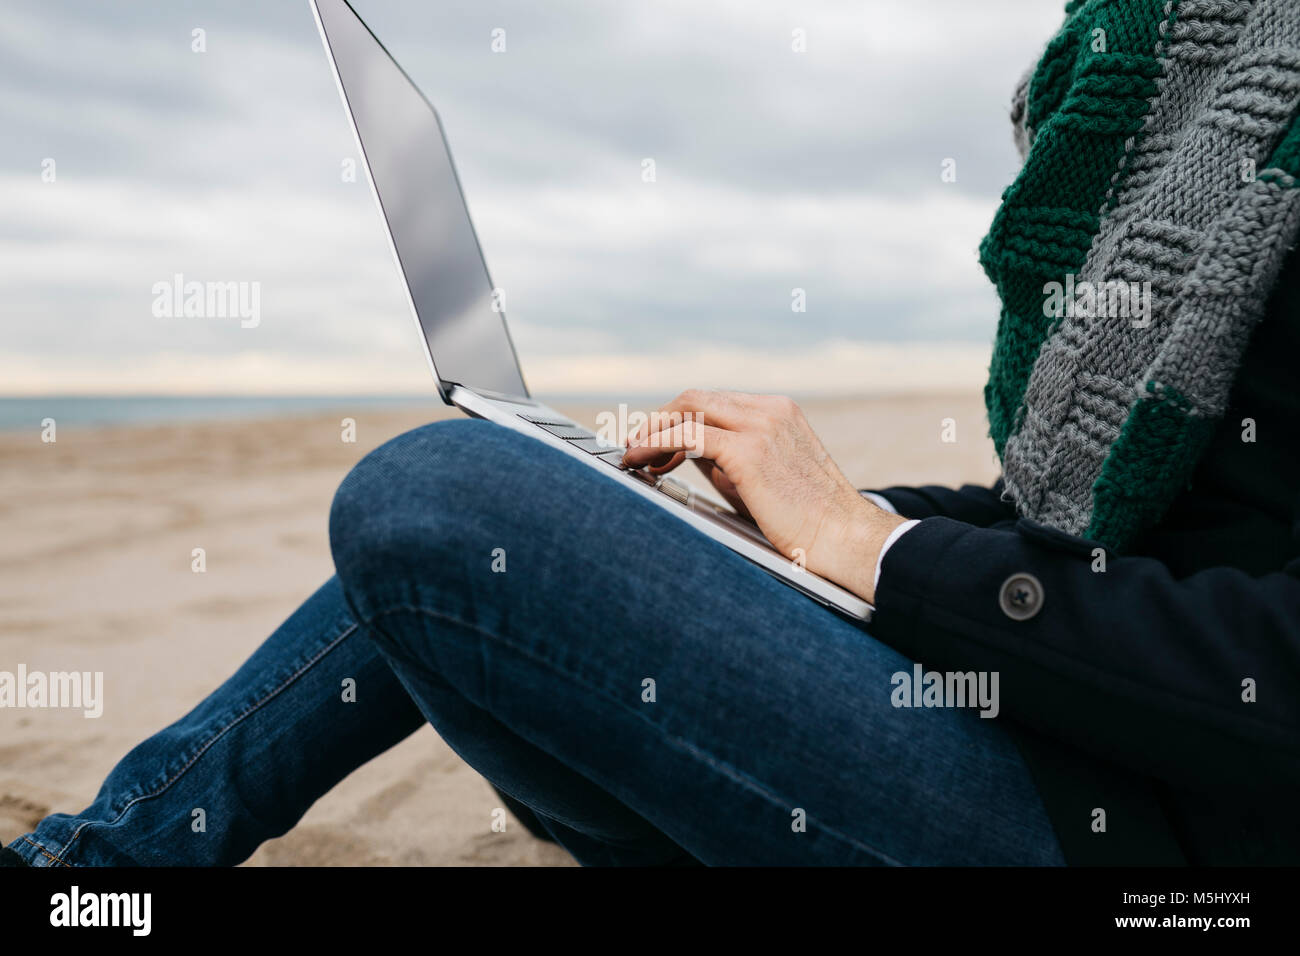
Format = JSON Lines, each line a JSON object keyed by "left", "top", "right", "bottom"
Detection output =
{"left": 627, "top": 407, "right": 691, "bottom": 447}
{"left": 646, "top": 451, "right": 687, "bottom": 475}
{"left": 627, "top": 389, "right": 768, "bottom": 446}
{"left": 655, "top": 389, "right": 766, "bottom": 434}
{"left": 623, "top": 421, "right": 734, "bottom": 468}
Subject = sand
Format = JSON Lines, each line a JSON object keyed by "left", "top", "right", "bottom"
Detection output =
{"left": 0, "top": 392, "right": 998, "bottom": 865}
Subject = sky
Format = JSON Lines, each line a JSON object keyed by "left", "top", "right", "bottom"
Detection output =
{"left": 0, "top": 0, "right": 1066, "bottom": 396}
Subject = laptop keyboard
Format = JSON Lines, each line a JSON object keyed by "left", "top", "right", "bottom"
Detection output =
{"left": 518, "top": 413, "right": 628, "bottom": 467}
{"left": 517, "top": 410, "right": 699, "bottom": 508}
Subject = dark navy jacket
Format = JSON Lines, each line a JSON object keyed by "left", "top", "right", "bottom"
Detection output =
{"left": 866, "top": 248, "right": 1300, "bottom": 866}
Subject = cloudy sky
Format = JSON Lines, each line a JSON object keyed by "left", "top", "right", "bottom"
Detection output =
{"left": 1, "top": 0, "right": 1065, "bottom": 396}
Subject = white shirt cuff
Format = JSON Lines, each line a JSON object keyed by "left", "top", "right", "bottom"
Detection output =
{"left": 874, "top": 517, "right": 919, "bottom": 587}
{"left": 860, "top": 491, "right": 920, "bottom": 591}
{"left": 860, "top": 491, "right": 897, "bottom": 514}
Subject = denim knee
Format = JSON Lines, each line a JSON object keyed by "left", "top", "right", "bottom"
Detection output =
{"left": 328, "top": 418, "right": 520, "bottom": 626}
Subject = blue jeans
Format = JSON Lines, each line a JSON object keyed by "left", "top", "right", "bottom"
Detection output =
{"left": 9, "top": 420, "right": 1064, "bottom": 866}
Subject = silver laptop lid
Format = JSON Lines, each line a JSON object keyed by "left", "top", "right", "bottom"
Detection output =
{"left": 312, "top": 0, "right": 529, "bottom": 400}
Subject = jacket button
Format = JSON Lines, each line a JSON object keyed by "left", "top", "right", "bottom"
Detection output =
{"left": 999, "top": 573, "right": 1044, "bottom": 621}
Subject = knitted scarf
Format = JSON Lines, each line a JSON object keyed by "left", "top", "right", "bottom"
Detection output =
{"left": 980, "top": 0, "right": 1300, "bottom": 552}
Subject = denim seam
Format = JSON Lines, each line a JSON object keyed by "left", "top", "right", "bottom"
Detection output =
{"left": 365, "top": 604, "right": 903, "bottom": 865}
{"left": 20, "top": 834, "right": 71, "bottom": 867}
{"left": 54, "top": 622, "right": 360, "bottom": 864}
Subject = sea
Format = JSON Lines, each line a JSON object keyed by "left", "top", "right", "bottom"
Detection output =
{"left": 0, "top": 395, "right": 437, "bottom": 431}
{"left": 0, "top": 393, "right": 641, "bottom": 431}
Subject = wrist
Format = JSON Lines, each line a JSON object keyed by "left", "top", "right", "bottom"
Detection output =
{"left": 812, "top": 494, "right": 908, "bottom": 604}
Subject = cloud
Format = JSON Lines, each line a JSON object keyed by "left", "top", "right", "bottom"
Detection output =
{"left": 0, "top": 340, "right": 991, "bottom": 398}
{"left": 0, "top": 0, "right": 1065, "bottom": 395}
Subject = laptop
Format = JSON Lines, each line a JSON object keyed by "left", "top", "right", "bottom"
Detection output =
{"left": 309, "top": 0, "right": 873, "bottom": 621}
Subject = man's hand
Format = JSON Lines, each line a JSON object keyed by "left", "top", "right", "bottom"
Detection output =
{"left": 622, "top": 390, "right": 907, "bottom": 604}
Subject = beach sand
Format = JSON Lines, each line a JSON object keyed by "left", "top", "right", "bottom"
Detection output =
{"left": 0, "top": 393, "right": 998, "bottom": 865}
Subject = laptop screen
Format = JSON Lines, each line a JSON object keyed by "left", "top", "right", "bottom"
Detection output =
{"left": 314, "top": 0, "right": 529, "bottom": 398}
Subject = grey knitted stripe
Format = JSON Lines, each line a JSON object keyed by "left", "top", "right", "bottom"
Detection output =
{"left": 1010, "top": 65, "right": 1036, "bottom": 161}
{"left": 1002, "top": 0, "right": 1195, "bottom": 525}
{"left": 1001, "top": 0, "right": 1300, "bottom": 536}
{"left": 1149, "top": 170, "right": 1300, "bottom": 407}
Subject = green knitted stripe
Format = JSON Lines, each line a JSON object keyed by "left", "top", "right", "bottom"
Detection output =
{"left": 980, "top": 0, "right": 1173, "bottom": 457}
{"left": 1260, "top": 113, "right": 1300, "bottom": 185}
{"left": 1084, "top": 381, "right": 1217, "bottom": 551}
{"left": 1089, "top": 110, "right": 1300, "bottom": 549}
